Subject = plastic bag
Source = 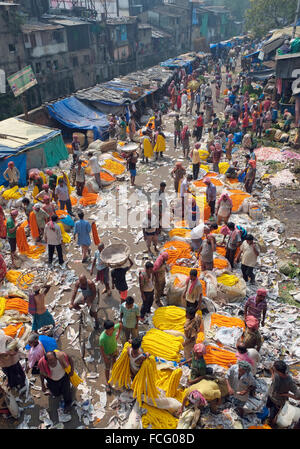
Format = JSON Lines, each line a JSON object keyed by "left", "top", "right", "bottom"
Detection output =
{"left": 122, "top": 401, "right": 143, "bottom": 429}
{"left": 216, "top": 270, "right": 246, "bottom": 303}
{"left": 143, "top": 393, "right": 181, "bottom": 414}
{"left": 203, "top": 272, "right": 218, "bottom": 300}
{"left": 85, "top": 179, "right": 100, "bottom": 193}
{"left": 276, "top": 402, "right": 300, "bottom": 428}
{"left": 166, "top": 274, "right": 186, "bottom": 307}
{"left": 177, "top": 408, "right": 196, "bottom": 429}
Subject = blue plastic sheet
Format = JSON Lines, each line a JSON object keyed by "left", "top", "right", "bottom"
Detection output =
{"left": 59, "top": 214, "right": 75, "bottom": 228}
{"left": 233, "top": 132, "right": 242, "bottom": 144}
{"left": 47, "top": 96, "right": 109, "bottom": 141}
{"left": 0, "top": 153, "right": 27, "bottom": 187}
{"left": 238, "top": 172, "right": 246, "bottom": 182}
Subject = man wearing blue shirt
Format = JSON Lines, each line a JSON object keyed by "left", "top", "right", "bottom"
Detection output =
{"left": 74, "top": 211, "right": 92, "bottom": 263}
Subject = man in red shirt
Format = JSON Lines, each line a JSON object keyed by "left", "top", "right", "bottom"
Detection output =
{"left": 194, "top": 112, "right": 204, "bottom": 141}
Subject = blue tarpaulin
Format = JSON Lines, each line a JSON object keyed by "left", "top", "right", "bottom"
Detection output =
{"left": 210, "top": 41, "right": 232, "bottom": 49}
{"left": 243, "top": 51, "right": 260, "bottom": 58}
{"left": 0, "top": 153, "right": 27, "bottom": 187}
{"left": 160, "top": 57, "right": 193, "bottom": 69}
{"left": 46, "top": 96, "right": 109, "bottom": 141}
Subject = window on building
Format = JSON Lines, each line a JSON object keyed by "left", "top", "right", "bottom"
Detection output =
{"left": 30, "top": 34, "right": 37, "bottom": 48}
{"left": 8, "top": 44, "right": 16, "bottom": 53}
{"left": 53, "top": 31, "right": 64, "bottom": 43}
{"left": 35, "top": 62, "right": 41, "bottom": 74}
{"left": 72, "top": 56, "right": 79, "bottom": 67}
{"left": 53, "top": 60, "right": 58, "bottom": 70}
{"left": 24, "top": 34, "right": 29, "bottom": 43}
{"left": 84, "top": 54, "right": 90, "bottom": 65}
{"left": 46, "top": 60, "right": 52, "bottom": 70}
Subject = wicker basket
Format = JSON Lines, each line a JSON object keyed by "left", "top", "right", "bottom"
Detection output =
{"left": 101, "top": 243, "right": 130, "bottom": 267}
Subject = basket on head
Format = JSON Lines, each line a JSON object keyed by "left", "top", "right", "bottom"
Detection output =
{"left": 100, "top": 243, "right": 130, "bottom": 268}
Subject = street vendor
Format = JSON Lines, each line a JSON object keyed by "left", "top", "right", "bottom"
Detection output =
{"left": 153, "top": 252, "right": 168, "bottom": 307}
{"left": 32, "top": 204, "right": 49, "bottom": 241}
{"left": 30, "top": 284, "right": 55, "bottom": 332}
{"left": 244, "top": 288, "right": 268, "bottom": 327}
{"left": 182, "top": 269, "right": 202, "bottom": 311}
{"left": 242, "top": 315, "right": 262, "bottom": 352}
{"left": 177, "top": 389, "right": 208, "bottom": 429}
{"left": 266, "top": 360, "right": 300, "bottom": 427}
{"left": 70, "top": 275, "right": 100, "bottom": 329}
{"left": 35, "top": 184, "right": 54, "bottom": 203}
{"left": 0, "top": 335, "right": 26, "bottom": 391}
{"left": 127, "top": 337, "right": 149, "bottom": 378}
{"left": 182, "top": 310, "right": 204, "bottom": 361}
{"left": 3, "top": 161, "right": 20, "bottom": 187}
{"left": 225, "top": 360, "right": 256, "bottom": 417}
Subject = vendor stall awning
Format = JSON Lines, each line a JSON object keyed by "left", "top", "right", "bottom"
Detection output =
{"left": 243, "top": 51, "right": 259, "bottom": 58}
{"left": 275, "top": 53, "right": 300, "bottom": 79}
{"left": 246, "top": 69, "right": 275, "bottom": 81}
{"left": 0, "top": 118, "right": 62, "bottom": 158}
{"left": 46, "top": 96, "right": 109, "bottom": 141}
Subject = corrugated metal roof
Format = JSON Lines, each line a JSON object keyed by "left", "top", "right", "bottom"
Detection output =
{"left": 21, "top": 23, "right": 64, "bottom": 32}
{"left": 0, "top": 2, "right": 19, "bottom": 6}
{"left": 52, "top": 19, "right": 90, "bottom": 27}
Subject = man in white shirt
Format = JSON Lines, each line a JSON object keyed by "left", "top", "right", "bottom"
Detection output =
{"left": 3, "top": 161, "right": 20, "bottom": 187}
{"left": 43, "top": 215, "right": 64, "bottom": 266}
{"left": 88, "top": 153, "right": 102, "bottom": 188}
{"left": 180, "top": 174, "right": 193, "bottom": 198}
{"left": 237, "top": 234, "right": 259, "bottom": 284}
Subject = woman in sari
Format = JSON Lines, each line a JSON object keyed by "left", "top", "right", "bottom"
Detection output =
{"left": 154, "top": 129, "right": 166, "bottom": 160}
{"left": 244, "top": 160, "right": 256, "bottom": 193}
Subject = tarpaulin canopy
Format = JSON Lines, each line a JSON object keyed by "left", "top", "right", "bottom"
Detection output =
{"left": 46, "top": 96, "right": 109, "bottom": 141}
{"left": 210, "top": 41, "right": 233, "bottom": 49}
{"left": 0, "top": 118, "right": 65, "bottom": 158}
{"left": 243, "top": 51, "right": 260, "bottom": 59}
{"left": 75, "top": 65, "right": 173, "bottom": 113}
{"left": 246, "top": 69, "right": 275, "bottom": 81}
{"left": 0, "top": 118, "right": 69, "bottom": 186}
{"left": 160, "top": 57, "right": 194, "bottom": 69}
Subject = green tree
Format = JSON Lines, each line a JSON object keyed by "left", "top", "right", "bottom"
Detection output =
{"left": 224, "top": 0, "right": 250, "bottom": 21}
{"left": 244, "top": 0, "right": 298, "bottom": 38}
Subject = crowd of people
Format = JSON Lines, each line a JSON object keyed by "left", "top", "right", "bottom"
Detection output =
{"left": 0, "top": 46, "right": 299, "bottom": 430}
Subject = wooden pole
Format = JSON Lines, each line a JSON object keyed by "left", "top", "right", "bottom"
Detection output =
{"left": 22, "top": 92, "right": 29, "bottom": 121}
{"left": 293, "top": 0, "right": 300, "bottom": 39}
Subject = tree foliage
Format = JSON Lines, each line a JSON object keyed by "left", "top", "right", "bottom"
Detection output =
{"left": 224, "top": 0, "right": 250, "bottom": 21}
{"left": 244, "top": 0, "right": 298, "bottom": 38}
